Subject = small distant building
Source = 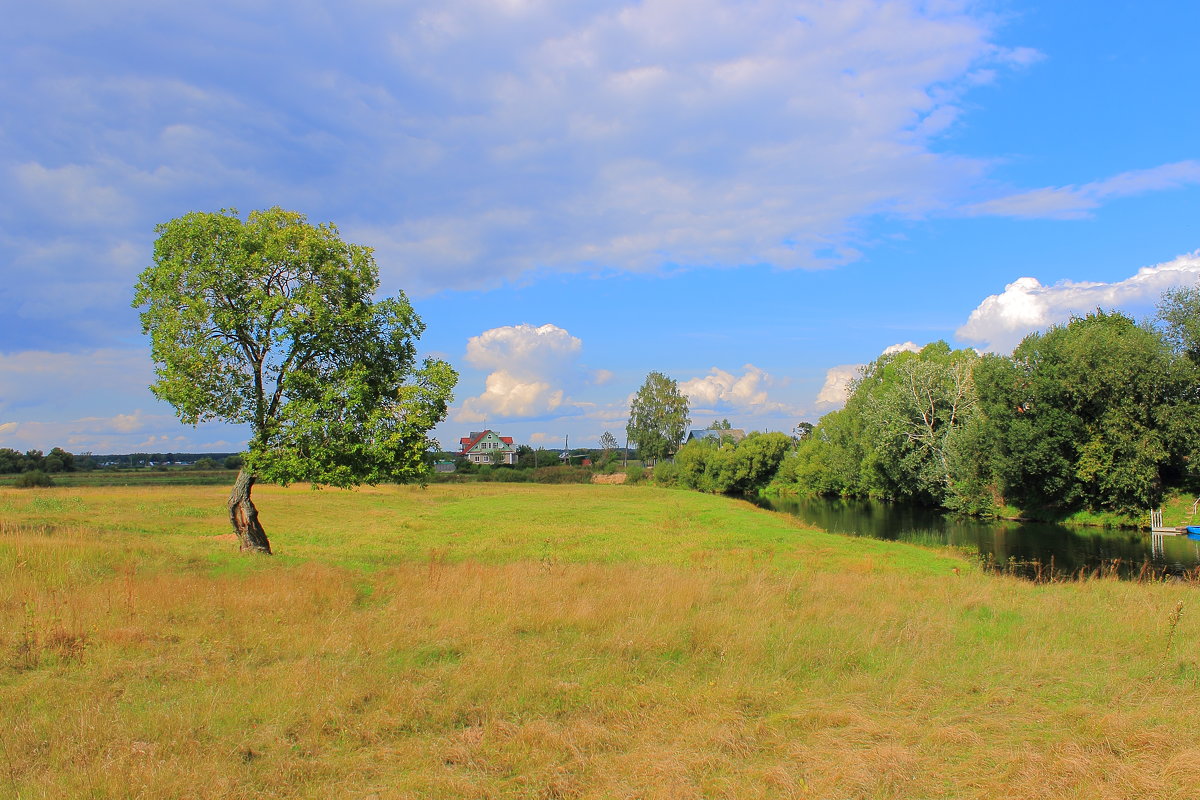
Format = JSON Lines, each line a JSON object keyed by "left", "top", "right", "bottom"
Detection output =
{"left": 433, "top": 460, "right": 457, "bottom": 474}
{"left": 459, "top": 430, "right": 518, "bottom": 465}
{"left": 682, "top": 428, "right": 747, "bottom": 446}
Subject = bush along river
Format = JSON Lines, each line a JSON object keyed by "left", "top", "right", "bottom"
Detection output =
{"left": 755, "top": 495, "right": 1200, "bottom": 581}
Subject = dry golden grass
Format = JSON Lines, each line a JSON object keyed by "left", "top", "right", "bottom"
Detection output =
{"left": 2, "top": 484, "right": 1199, "bottom": 798}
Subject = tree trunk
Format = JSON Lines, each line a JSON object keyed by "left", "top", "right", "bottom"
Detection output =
{"left": 228, "top": 469, "right": 271, "bottom": 554}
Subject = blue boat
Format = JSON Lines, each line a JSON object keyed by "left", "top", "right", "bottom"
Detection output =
{"left": 1188, "top": 526, "right": 1200, "bottom": 535}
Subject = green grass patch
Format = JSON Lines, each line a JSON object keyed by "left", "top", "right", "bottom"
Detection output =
{"left": 2, "top": 483, "right": 1198, "bottom": 799}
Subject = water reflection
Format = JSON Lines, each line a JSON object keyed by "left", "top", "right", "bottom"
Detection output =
{"left": 755, "top": 495, "right": 1200, "bottom": 580}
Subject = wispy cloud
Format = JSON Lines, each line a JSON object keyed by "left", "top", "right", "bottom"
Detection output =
{"left": 966, "top": 161, "right": 1200, "bottom": 219}
{"left": 2, "top": 0, "right": 1025, "bottom": 350}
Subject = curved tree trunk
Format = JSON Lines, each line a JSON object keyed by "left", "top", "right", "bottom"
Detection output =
{"left": 228, "top": 469, "right": 271, "bottom": 554}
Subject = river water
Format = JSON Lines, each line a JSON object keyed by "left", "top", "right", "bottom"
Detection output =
{"left": 755, "top": 495, "right": 1200, "bottom": 580}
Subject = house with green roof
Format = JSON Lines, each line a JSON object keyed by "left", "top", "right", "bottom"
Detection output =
{"left": 459, "top": 430, "right": 517, "bottom": 465}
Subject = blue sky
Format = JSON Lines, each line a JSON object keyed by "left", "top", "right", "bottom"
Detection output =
{"left": 2, "top": 0, "right": 1198, "bottom": 454}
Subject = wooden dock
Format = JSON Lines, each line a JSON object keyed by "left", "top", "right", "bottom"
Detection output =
{"left": 1150, "top": 509, "right": 1185, "bottom": 534}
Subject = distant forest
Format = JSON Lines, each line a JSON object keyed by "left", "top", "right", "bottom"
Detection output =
{"left": 0, "top": 449, "right": 241, "bottom": 473}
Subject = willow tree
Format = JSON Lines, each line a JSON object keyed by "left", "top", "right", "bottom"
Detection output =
{"left": 133, "top": 207, "right": 457, "bottom": 553}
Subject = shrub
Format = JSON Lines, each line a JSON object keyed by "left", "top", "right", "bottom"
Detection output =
{"left": 15, "top": 470, "right": 54, "bottom": 488}
{"left": 625, "top": 465, "right": 645, "bottom": 485}
{"left": 531, "top": 466, "right": 592, "bottom": 484}
{"left": 652, "top": 461, "right": 679, "bottom": 487}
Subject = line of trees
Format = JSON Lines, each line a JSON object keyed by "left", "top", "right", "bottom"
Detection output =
{"left": 0, "top": 448, "right": 77, "bottom": 474}
{"left": 774, "top": 290, "right": 1200, "bottom": 516}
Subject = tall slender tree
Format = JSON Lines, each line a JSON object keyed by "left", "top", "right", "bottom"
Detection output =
{"left": 626, "top": 371, "right": 690, "bottom": 465}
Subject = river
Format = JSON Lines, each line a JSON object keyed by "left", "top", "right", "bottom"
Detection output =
{"left": 754, "top": 495, "right": 1200, "bottom": 580}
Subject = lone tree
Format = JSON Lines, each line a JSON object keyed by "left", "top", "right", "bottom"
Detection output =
{"left": 626, "top": 371, "right": 690, "bottom": 465}
{"left": 133, "top": 207, "right": 457, "bottom": 554}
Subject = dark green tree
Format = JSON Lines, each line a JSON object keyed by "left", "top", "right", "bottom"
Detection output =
{"left": 134, "top": 207, "right": 457, "bottom": 553}
{"left": 977, "top": 311, "right": 1178, "bottom": 514}
{"left": 626, "top": 371, "right": 690, "bottom": 465}
{"left": 0, "top": 448, "right": 22, "bottom": 474}
{"left": 22, "top": 450, "right": 44, "bottom": 472}
{"left": 43, "top": 447, "right": 75, "bottom": 473}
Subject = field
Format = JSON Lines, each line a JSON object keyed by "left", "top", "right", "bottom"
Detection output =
{"left": 0, "top": 469, "right": 237, "bottom": 488}
{"left": 2, "top": 483, "right": 1199, "bottom": 799}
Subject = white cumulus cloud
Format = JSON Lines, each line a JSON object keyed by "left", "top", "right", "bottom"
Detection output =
{"left": 457, "top": 323, "right": 584, "bottom": 422}
{"left": 956, "top": 251, "right": 1200, "bottom": 353}
{"left": 815, "top": 365, "right": 861, "bottom": 408}
{"left": 679, "top": 364, "right": 790, "bottom": 415}
{"left": 815, "top": 342, "right": 922, "bottom": 409}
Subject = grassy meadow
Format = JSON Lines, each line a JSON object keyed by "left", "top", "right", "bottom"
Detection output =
{"left": 2, "top": 482, "right": 1199, "bottom": 799}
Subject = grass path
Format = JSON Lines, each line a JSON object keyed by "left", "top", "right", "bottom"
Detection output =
{"left": 2, "top": 484, "right": 1198, "bottom": 798}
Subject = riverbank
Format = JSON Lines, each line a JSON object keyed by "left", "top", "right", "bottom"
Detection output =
{"left": 3, "top": 483, "right": 1198, "bottom": 798}
{"left": 765, "top": 484, "right": 1200, "bottom": 531}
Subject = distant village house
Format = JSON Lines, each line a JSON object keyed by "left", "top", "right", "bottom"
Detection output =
{"left": 459, "top": 430, "right": 518, "bottom": 465}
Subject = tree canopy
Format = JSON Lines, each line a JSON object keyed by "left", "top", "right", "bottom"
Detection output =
{"left": 133, "top": 207, "right": 457, "bottom": 552}
{"left": 626, "top": 371, "right": 690, "bottom": 465}
{"left": 777, "top": 306, "right": 1200, "bottom": 517}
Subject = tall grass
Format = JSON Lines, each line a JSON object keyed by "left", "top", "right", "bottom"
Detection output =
{"left": 2, "top": 485, "right": 1198, "bottom": 798}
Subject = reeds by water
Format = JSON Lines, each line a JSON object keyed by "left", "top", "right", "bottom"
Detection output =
{"left": 977, "top": 551, "right": 1200, "bottom": 584}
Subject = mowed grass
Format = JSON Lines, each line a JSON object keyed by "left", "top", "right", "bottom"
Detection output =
{"left": 2, "top": 483, "right": 1199, "bottom": 799}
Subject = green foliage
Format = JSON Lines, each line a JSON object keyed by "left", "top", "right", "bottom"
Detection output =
{"left": 782, "top": 304, "right": 1200, "bottom": 518}
{"left": 193, "top": 457, "right": 219, "bottom": 470}
{"left": 14, "top": 470, "right": 54, "bottom": 488}
{"left": 852, "top": 341, "right": 980, "bottom": 505}
{"left": 0, "top": 448, "right": 22, "bottom": 473}
{"left": 626, "top": 371, "right": 690, "bottom": 464}
{"left": 529, "top": 466, "right": 593, "bottom": 484}
{"left": 672, "top": 432, "right": 792, "bottom": 495}
{"left": 43, "top": 447, "right": 75, "bottom": 473}
{"left": 1159, "top": 284, "right": 1200, "bottom": 365}
{"left": 595, "top": 449, "right": 622, "bottom": 473}
{"left": 780, "top": 343, "right": 981, "bottom": 506}
{"left": 133, "top": 207, "right": 457, "bottom": 489}
{"left": 223, "top": 454, "right": 244, "bottom": 470}
{"left": 625, "top": 464, "right": 646, "bottom": 485}
{"left": 978, "top": 311, "right": 1181, "bottom": 514}
{"left": 651, "top": 460, "right": 679, "bottom": 487}
{"left": 0, "top": 448, "right": 77, "bottom": 475}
